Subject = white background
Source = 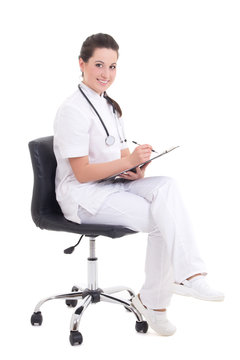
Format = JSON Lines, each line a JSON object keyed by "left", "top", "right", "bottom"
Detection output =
{"left": 0, "top": 0, "right": 239, "bottom": 358}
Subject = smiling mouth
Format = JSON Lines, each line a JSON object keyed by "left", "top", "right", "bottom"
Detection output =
{"left": 97, "top": 79, "right": 109, "bottom": 85}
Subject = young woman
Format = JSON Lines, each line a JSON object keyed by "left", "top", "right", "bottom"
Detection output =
{"left": 54, "top": 33, "right": 224, "bottom": 336}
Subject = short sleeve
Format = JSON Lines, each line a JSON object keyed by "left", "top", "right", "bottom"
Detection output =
{"left": 54, "top": 104, "right": 91, "bottom": 159}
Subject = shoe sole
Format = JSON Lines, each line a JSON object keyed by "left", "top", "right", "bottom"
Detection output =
{"left": 172, "top": 284, "right": 225, "bottom": 301}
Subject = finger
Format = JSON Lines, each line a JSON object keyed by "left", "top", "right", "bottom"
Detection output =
{"left": 141, "top": 148, "right": 152, "bottom": 155}
{"left": 121, "top": 171, "right": 137, "bottom": 179}
{"left": 126, "top": 171, "right": 138, "bottom": 177}
{"left": 139, "top": 144, "right": 152, "bottom": 149}
{"left": 138, "top": 146, "right": 152, "bottom": 153}
{"left": 119, "top": 172, "right": 131, "bottom": 178}
{"left": 137, "top": 150, "right": 152, "bottom": 160}
{"left": 140, "top": 161, "right": 151, "bottom": 170}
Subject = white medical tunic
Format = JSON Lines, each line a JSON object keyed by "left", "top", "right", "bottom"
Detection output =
{"left": 53, "top": 82, "right": 128, "bottom": 224}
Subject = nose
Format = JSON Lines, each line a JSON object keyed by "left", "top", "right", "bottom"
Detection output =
{"left": 101, "top": 67, "right": 110, "bottom": 79}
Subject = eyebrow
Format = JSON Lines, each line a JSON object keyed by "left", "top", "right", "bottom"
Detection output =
{"left": 95, "top": 60, "right": 117, "bottom": 65}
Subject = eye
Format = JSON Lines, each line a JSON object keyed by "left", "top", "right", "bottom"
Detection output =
{"left": 110, "top": 65, "right": 116, "bottom": 70}
{"left": 96, "top": 63, "right": 103, "bottom": 68}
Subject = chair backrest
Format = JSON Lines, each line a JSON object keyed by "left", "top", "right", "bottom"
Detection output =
{"left": 28, "top": 136, "right": 137, "bottom": 238}
{"left": 28, "top": 136, "right": 62, "bottom": 228}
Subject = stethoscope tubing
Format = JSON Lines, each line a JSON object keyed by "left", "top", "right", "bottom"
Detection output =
{"left": 78, "top": 84, "right": 110, "bottom": 137}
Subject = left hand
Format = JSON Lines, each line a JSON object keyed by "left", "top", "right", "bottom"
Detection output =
{"left": 119, "top": 161, "right": 151, "bottom": 181}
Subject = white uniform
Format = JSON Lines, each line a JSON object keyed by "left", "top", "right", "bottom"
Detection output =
{"left": 54, "top": 82, "right": 207, "bottom": 309}
{"left": 54, "top": 82, "right": 128, "bottom": 224}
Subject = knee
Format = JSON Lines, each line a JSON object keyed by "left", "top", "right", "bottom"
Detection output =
{"left": 155, "top": 176, "right": 177, "bottom": 189}
{"left": 161, "top": 177, "right": 180, "bottom": 195}
{"left": 146, "top": 176, "right": 178, "bottom": 202}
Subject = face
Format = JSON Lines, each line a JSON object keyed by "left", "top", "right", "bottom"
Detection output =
{"left": 79, "top": 47, "right": 118, "bottom": 95}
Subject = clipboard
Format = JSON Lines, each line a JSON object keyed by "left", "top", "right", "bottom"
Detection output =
{"left": 98, "top": 145, "right": 180, "bottom": 182}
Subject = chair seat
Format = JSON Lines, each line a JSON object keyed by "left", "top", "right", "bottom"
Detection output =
{"left": 37, "top": 213, "right": 137, "bottom": 238}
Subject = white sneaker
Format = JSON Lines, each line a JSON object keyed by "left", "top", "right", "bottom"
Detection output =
{"left": 172, "top": 276, "right": 225, "bottom": 301}
{"left": 132, "top": 295, "right": 176, "bottom": 336}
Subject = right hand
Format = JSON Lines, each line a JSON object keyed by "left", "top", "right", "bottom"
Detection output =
{"left": 128, "top": 145, "right": 152, "bottom": 167}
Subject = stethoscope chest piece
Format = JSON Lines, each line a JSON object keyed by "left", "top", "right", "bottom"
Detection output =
{"left": 105, "top": 135, "right": 115, "bottom": 146}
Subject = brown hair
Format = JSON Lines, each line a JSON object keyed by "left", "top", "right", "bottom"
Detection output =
{"left": 79, "top": 33, "right": 122, "bottom": 117}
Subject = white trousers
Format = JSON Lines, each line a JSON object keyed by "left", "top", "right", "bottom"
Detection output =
{"left": 77, "top": 176, "right": 207, "bottom": 309}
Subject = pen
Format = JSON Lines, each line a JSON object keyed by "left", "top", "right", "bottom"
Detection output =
{"left": 132, "top": 141, "right": 158, "bottom": 153}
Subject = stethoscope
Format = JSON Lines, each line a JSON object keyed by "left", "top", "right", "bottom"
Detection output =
{"left": 78, "top": 84, "right": 127, "bottom": 146}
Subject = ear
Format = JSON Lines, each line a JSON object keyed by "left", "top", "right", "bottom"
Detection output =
{"left": 79, "top": 58, "right": 85, "bottom": 73}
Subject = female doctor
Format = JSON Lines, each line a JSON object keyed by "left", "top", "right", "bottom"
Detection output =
{"left": 54, "top": 33, "right": 224, "bottom": 336}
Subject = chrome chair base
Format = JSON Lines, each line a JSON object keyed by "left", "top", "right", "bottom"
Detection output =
{"left": 31, "top": 237, "right": 148, "bottom": 345}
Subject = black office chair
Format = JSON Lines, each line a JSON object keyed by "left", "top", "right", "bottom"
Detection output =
{"left": 28, "top": 136, "right": 148, "bottom": 346}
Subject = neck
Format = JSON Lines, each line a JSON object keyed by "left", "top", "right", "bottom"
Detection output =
{"left": 82, "top": 80, "right": 102, "bottom": 96}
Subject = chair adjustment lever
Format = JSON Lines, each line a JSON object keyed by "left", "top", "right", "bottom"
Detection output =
{"left": 64, "top": 235, "right": 84, "bottom": 254}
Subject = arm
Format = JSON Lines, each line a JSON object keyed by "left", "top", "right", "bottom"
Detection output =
{"left": 69, "top": 155, "right": 132, "bottom": 183}
{"left": 69, "top": 145, "right": 152, "bottom": 183}
{"left": 121, "top": 148, "right": 131, "bottom": 158}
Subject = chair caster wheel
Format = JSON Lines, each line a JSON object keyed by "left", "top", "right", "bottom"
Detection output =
{"left": 66, "top": 299, "right": 78, "bottom": 308}
{"left": 65, "top": 286, "right": 79, "bottom": 308}
{"left": 69, "top": 331, "right": 83, "bottom": 346}
{"left": 31, "top": 311, "right": 43, "bottom": 326}
{"left": 135, "top": 320, "right": 148, "bottom": 333}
